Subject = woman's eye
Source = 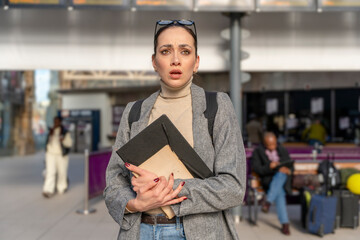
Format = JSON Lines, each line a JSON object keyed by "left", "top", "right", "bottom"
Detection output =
{"left": 182, "top": 50, "right": 190, "bottom": 55}
{"left": 161, "top": 50, "right": 170, "bottom": 55}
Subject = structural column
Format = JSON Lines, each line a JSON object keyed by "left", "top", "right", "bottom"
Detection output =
{"left": 14, "top": 71, "right": 35, "bottom": 155}
{"left": 230, "top": 13, "right": 244, "bottom": 128}
{"left": 284, "top": 91, "right": 289, "bottom": 138}
{"left": 330, "top": 89, "right": 336, "bottom": 140}
{"left": 229, "top": 12, "right": 245, "bottom": 223}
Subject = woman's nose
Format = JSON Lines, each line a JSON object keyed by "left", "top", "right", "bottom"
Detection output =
{"left": 171, "top": 53, "right": 180, "bottom": 66}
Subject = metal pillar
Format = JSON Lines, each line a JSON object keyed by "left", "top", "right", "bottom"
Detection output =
{"left": 331, "top": 90, "right": 336, "bottom": 141}
{"left": 77, "top": 149, "right": 96, "bottom": 215}
{"left": 230, "top": 13, "right": 244, "bottom": 128}
{"left": 284, "top": 91, "right": 289, "bottom": 139}
{"left": 229, "top": 12, "right": 245, "bottom": 224}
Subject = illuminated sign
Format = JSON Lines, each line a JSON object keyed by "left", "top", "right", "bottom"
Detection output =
{"left": 195, "top": 0, "right": 254, "bottom": 11}
{"left": 135, "top": 0, "right": 193, "bottom": 10}
{"left": 6, "top": 0, "right": 66, "bottom": 7}
{"left": 256, "top": 0, "right": 316, "bottom": 11}
{"left": 71, "top": 0, "right": 130, "bottom": 8}
{"left": 318, "top": 0, "right": 360, "bottom": 10}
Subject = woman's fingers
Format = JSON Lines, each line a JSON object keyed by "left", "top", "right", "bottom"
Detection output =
{"left": 165, "top": 173, "right": 175, "bottom": 195}
{"left": 125, "top": 163, "right": 157, "bottom": 177}
{"left": 134, "top": 178, "right": 187, "bottom": 211}
{"left": 125, "top": 163, "right": 147, "bottom": 176}
{"left": 131, "top": 176, "right": 137, "bottom": 185}
{"left": 162, "top": 196, "right": 188, "bottom": 206}
{"left": 173, "top": 181, "right": 185, "bottom": 196}
{"left": 138, "top": 177, "right": 160, "bottom": 194}
{"left": 153, "top": 176, "right": 168, "bottom": 192}
{"left": 163, "top": 181, "right": 185, "bottom": 202}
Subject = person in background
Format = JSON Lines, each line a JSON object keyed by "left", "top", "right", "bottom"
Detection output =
{"left": 42, "top": 116, "right": 72, "bottom": 198}
{"left": 246, "top": 113, "right": 263, "bottom": 146}
{"left": 251, "top": 132, "right": 293, "bottom": 235}
{"left": 354, "top": 118, "right": 360, "bottom": 146}
{"left": 302, "top": 119, "right": 327, "bottom": 146}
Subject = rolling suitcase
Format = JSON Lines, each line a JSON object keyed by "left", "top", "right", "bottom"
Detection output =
{"left": 300, "top": 188, "right": 320, "bottom": 229}
{"left": 333, "top": 189, "right": 359, "bottom": 229}
{"left": 307, "top": 194, "right": 337, "bottom": 236}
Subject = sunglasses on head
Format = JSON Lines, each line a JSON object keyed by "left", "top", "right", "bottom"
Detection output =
{"left": 154, "top": 19, "right": 197, "bottom": 38}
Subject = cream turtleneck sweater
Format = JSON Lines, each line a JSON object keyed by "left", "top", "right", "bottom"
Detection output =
{"left": 148, "top": 78, "right": 194, "bottom": 147}
{"left": 145, "top": 78, "right": 193, "bottom": 216}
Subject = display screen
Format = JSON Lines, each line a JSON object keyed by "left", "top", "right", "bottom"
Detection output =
{"left": 195, "top": 0, "right": 254, "bottom": 11}
{"left": 256, "top": 0, "right": 316, "bottom": 10}
{"left": 7, "top": 0, "right": 65, "bottom": 5}
{"left": 319, "top": 0, "right": 360, "bottom": 7}
{"left": 258, "top": 0, "right": 312, "bottom": 6}
{"left": 135, "top": 0, "right": 192, "bottom": 10}
{"left": 71, "top": 0, "right": 130, "bottom": 7}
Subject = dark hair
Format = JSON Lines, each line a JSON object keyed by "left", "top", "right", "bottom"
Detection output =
{"left": 153, "top": 25, "right": 198, "bottom": 57}
{"left": 54, "top": 116, "right": 62, "bottom": 122}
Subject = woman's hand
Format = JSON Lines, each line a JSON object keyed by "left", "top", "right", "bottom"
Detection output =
{"left": 125, "top": 163, "right": 158, "bottom": 192}
{"left": 126, "top": 173, "right": 187, "bottom": 213}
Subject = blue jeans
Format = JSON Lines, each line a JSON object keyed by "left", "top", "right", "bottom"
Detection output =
{"left": 308, "top": 139, "right": 323, "bottom": 147}
{"left": 266, "top": 172, "right": 289, "bottom": 224}
{"left": 140, "top": 217, "right": 186, "bottom": 240}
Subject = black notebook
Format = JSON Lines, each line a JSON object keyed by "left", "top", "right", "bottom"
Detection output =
{"left": 116, "top": 114, "right": 213, "bottom": 219}
{"left": 116, "top": 114, "right": 213, "bottom": 179}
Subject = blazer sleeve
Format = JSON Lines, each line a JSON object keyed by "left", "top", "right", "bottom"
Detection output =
{"left": 170, "top": 93, "right": 246, "bottom": 216}
{"left": 103, "top": 102, "right": 141, "bottom": 230}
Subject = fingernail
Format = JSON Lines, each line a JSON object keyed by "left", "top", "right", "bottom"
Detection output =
{"left": 171, "top": 173, "right": 174, "bottom": 176}
{"left": 125, "top": 163, "right": 130, "bottom": 167}
{"left": 181, "top": 182, "right": 185, "bottom": 186}
{"left": 183, "top": 197, "right": 188, "bottom": 200}
{"left": 154, "top": 178, "right": 159, "bottom": 182}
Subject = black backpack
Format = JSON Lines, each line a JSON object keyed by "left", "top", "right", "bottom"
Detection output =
{"left": 128, "top": 91, "right": 218, "bottom": 143}
{"left": 317, "top": 156, "right": 341, "bottom": 193}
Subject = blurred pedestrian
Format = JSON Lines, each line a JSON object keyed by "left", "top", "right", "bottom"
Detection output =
{"left": 42, "top": 116, "right": 72, "bottom": 198}
{"left": 251, "top": 132, "right": 293, "bottom": 235}
{"left": 246, "top": 113, "right": 263, "bottom": 146}
{"left": 302, "top": 119, "right": 327, "bottom": 146}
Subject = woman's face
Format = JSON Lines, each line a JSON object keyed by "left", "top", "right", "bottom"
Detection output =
{"left": 152, "top": 27, "right": 200, "bottom": 88}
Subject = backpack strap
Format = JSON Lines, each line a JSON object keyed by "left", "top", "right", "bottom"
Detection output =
{"left": 204, "top": 91, "right": 218, "bottom": 143}
{"left": 128, "top": 99, "right": 144, "bottom": 129}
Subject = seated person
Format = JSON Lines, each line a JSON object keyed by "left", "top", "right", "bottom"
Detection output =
{"left": 246, "top": 113, "right": 263, "bottom": 146}
{"left": 302, "top": 119, "right": 327, "bottom": 146}
{"left": 251, "top": 132, "right": 294, "bottom": 235}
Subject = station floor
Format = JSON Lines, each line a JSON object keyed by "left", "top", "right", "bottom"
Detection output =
{"left": 1, "top": 152, "right": 359, "bottom": 240}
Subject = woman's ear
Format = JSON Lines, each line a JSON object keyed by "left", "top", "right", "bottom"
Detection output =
{"left": 152, "top": 54, "right": 157, "bottom": 72}
{"left": 193, "top": 55, "right": 200, "bottom": 73}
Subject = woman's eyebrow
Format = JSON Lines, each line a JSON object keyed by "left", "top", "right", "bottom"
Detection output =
{"left": 179, "top": 44, "right": 192, "bottom": 49}
{"left": 159, "top": 44, "right": 193, "bottom": 49}
{"left": 159, "top": 44, "right": 172, "bottom": 48}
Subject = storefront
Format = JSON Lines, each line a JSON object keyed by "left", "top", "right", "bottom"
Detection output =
{"left": 0, "top": 72, "right": 25, "bottom": 155}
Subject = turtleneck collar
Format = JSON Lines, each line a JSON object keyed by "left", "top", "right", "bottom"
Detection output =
{"left": 159, "top": 77, "right": 192, "bottom": 99}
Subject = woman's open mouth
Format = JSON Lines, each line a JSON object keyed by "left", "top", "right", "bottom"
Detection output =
{"left": 169, "top": 69, "right": 182, "bottom": 79}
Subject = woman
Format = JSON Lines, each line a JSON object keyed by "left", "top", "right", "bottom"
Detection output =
{"left": 43, "top": 116, "right": 72, "bottom": 198}
{"left": 104, "top": 20, "right": 246, "bottom": 240}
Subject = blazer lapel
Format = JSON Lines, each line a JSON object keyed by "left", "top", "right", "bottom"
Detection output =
{"left": 130, "top": 90, "right": 160, "bottom": 139}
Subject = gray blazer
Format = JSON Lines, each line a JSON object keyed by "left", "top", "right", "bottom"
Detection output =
{"left": 104, "top": 84, "right": 246, "bottom": 240}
